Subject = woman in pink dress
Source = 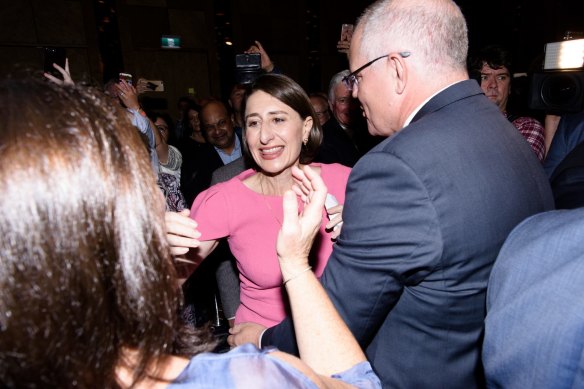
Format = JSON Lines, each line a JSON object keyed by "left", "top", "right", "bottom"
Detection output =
{"left": 172, "top": 74, "right": 350, "bottom": 328}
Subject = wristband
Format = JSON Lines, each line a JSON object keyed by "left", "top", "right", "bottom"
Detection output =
{"left": 282, "top": 266, "right": 312, "bottom": 285}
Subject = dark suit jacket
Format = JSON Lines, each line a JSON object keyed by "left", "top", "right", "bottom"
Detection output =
{"left": 549, "top": 138, "right": 584, "bottom": 209}
{"left": 179, "top": 132, "right": 242, "bottom": 207}
{"left": 483, "top": 208, "right": 584, "bottom": 388}
{"left": 262, "top": 80, "right": 554, "bottom": 388}
{"left": 314, "top": 118, "right": 360, "bottom": 167}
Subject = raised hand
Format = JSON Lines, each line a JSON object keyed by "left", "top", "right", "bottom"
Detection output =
{"left": 277, "top": 165, "right": 327, "bottom": 280}
{"left": 43, "top": 58, "right": 74, "bottom": 86}
{"left": 245, "top": 40, "right": 274, "bottom": 72}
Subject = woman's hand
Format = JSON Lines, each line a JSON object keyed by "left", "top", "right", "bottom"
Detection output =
{"left": 115, "top": 80, "right": 140, "bottom": 111}
{"left": 326, "top": 203, "right": 344, "bottom": 240}
{"left": 165, "top": 209, "right": 201, "bottom": 256}
{"left": 43, "top": 58, "right": 74, "bottom": 86}
{"left": 277, "top": 165, "right": 327, "bottom": 280}
{"left": 337, "top": 40, "right": 351, "bottom": 55}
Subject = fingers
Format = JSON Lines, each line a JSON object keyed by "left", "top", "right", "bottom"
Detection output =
{"left": 165, "top": 210, "right": 201, "bottom": 253}
{"left": 301, "top": 165, "right": 327, "bottom": 210}
{"left": 44, "top": 60, "right": 74, "bottom": 86}
{"left": 281, "top": 190, "right": 300, "bottom": 232}
{"left": 291, "top": 166, "right": 310, "bottom": 200}
{"left": 326, "top": 218, "right": 343, "bottom": 232}
{"left": 327, "top": 204, "right": 343, "bottom": 214}
{"left": 227, "top": 323, "right": 265, "bottom": 348}
{"left": 254, "top": 40, "right": 264, "bottom": 52}
{"left": 330, "top": 226, "right": 342, "bottom": 240}
{"left": 43, "top": 72, "right": 63, "bottom": 85}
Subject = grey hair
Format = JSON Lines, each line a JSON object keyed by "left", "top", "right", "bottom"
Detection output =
{"left": 356, "top": 0, "right": 468, "bottom": 74}
{"left": 328, "top": 69, "right": 351, "bottom": 104}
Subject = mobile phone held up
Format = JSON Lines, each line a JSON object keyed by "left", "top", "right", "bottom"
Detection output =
{"left": 43, "top": 47, "right": 66, "bottom": 78}
{"left": 235, "top": 53, "right": 261, "bottom": 85}
{"left": 119, "top": 72, "right": 133, "bottom": 85}
{"left": 138, "top": 78, "right": 164, "bottom": 92}
{"left": 340, "top": 24, "right": 354, "bottom": 42}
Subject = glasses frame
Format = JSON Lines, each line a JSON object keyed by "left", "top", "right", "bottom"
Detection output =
{"left": 343, "top": 51, "right": 411, "bottom": 91}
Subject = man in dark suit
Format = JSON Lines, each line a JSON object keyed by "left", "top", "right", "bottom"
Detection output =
{"left": 310, "top": 91, "right": 360, "bottom": 167}
{"left": 483, "top": 208, "right": 584, "bottom": 387}
{"left": 229, "top": 0, "right": 554, "bottom": 387}
{"left": 180, "top": 100, "right": 242, "bottom": 206}
{"left": 180, "top": 101, "right": 242, "bottom": 330}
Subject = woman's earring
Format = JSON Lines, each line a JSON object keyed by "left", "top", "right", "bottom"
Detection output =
{"left": 303, "top": 138, "right": 308, "bottom": 146}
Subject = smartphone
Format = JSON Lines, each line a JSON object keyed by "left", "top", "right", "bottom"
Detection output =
{"left": 43, "top": 47, "right": 66, "bottom": 78}
{"left": 235, "top": 53, "right": 262, "bottom": 84}
{"left": 119, "top": 72, "right": 133, "bottom": 85}
{"left": 340, "top": 24, "right": 354, "bottom": 42}
{"left": 144, "top": 79, "right": 164, "bottom": 92}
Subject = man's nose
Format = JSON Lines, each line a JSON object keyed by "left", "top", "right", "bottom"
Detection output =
{"left": 487, "top": 76, "right": 498, "bottom": 89}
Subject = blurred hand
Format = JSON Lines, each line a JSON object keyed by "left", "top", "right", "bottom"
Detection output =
{"left": 228, "top": 322, "right": 266, "bottom": 348}
{"left": 337, "top": 40, "right": 351, "bottom": 55}
{"left": 43, "top": 58, "right": 74, "bottom": 86}
{"left": 165, "top": 209, "right": 201, "bottom": 256}
{"left": 136, "top": 78, "right": 149, "bottom": 95}
{"left": 115, "top": 80, "right": 140, "bottom": 110}
{"left": 245, "top": 40, "right": 274, "bottom": 72}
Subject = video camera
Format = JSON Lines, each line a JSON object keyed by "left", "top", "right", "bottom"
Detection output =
{"left": 529, "top": 38, "right": 584, "bottom": 113}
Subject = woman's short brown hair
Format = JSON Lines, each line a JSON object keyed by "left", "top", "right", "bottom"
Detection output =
{"left": 241, "top": 74, "right": 323, "bottom": 170}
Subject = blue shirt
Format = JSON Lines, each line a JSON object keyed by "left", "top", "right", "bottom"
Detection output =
{"left": 215, "top": 136, "right": 242, "bottom": 165}
{"left": 168, "top": 343, "right": 380, "bottom": 388}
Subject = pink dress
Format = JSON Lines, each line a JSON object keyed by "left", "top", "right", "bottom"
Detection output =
{"left": 190, "top": 163, "right": 350, "bottom": 327}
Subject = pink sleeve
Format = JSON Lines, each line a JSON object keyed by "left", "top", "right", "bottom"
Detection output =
{"left": 189, "top": 184, "right": 231, "bottom": 241}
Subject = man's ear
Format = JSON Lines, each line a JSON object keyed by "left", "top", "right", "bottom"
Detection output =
{"left": 390, "top": 54, "right": 407, "bottom": 94}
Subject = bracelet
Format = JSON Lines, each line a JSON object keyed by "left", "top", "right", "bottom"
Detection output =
{"left": 282, "top": 266, "right": 312, "bottom": 285}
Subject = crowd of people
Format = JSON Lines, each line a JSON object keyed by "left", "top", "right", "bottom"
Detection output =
{"left": 2, "top": 0, "right": 584, "bottom": 387}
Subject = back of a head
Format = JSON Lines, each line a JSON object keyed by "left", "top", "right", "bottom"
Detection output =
{"left": 0, "top": 78, "right": 185, "bottom": 387}
{"left": 358, "top": 0, "right": 468, "bottom": 76}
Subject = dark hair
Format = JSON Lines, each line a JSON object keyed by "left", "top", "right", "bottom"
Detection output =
{"left": 0, "top": 78, "right": 211, "bottom": 387}
{"left": 469, "top": 45, "right": 514, "bottom": 81}
{"left": 241, "top": 74, "right": 322, "bottom": 169}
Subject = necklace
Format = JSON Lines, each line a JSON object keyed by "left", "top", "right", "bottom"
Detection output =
{"left": 259, "top": 176, "right": 283, "bottom": 226}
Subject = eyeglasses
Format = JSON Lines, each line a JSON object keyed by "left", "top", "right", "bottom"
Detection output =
{"left": 314, "top": 110, "right": 329, "bottom": 117}
{"left": 203, "top": 118, "right": 229, "bottom": 133}
{"left": 343, "top": 51, "right": 411, "bottom": 91}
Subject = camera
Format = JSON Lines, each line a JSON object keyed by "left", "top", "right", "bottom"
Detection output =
{"left": 235, "top": 53, "right": 261, "bottom": 85}
{"left": 529, "top": 38, "right": 584, "bottom": 113}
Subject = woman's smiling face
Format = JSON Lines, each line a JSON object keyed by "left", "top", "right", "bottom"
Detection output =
{"left": 244, "top": 90, "right": 312, "bottom": 175}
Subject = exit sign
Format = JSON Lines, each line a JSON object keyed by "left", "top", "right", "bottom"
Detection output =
{"left": 161, "top": 35, "right": 181, "bottom": 49}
